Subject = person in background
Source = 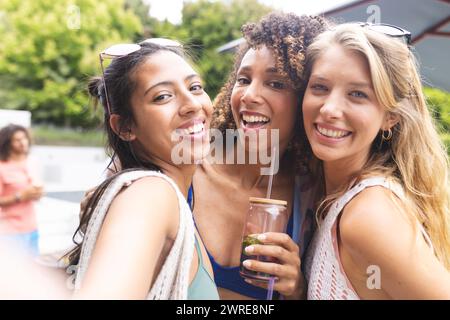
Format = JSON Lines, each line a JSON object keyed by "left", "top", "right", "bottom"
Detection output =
{"left": 0, "top": 124, "right": 44, "bottom": 256}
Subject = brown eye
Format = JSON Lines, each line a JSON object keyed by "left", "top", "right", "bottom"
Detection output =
{"left": 190, "top": 84, "right": 203, "bottom": 92}
{"left": 237, "top": 77, "right": 250, "bottom": 85}
{"left": 153, "top": 94, "right": 171, "bottom": 102}
{"left": 268, "top": 81, "right": 285, "bottom": 89}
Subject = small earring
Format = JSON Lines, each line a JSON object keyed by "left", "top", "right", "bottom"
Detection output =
{"left": 381, "top": 129, "right": 393, "bottom": 141}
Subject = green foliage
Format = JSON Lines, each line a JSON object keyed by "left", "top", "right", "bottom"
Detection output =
{"left": 441, "top": 133, "right": 450, "bottom": 155}
{"left": 32, "top": 125, "right": 105, "bottom": 146}
{"left": 182, "top": 0, "right": 272, "bottom": 98}
{"left": 0, "top": 0, "right": 142, "bottom": 127}
{"left": 424, "top": 87, "right": 450, "bottom": 133}
{"left": 0, "top": 0, "right": 273, "bottom": 130}
{"left": 423, "top": 87, "right": 450, "bottom": 157}
{"left": 150, "top": 0, "right": 273, "bottom": 99}
{"left": 124, "top": 0, "right": 161, "bottom": 40}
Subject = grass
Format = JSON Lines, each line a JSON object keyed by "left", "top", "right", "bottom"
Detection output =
{"left": 32, "top": 125, "right": 105, "bottom": 147}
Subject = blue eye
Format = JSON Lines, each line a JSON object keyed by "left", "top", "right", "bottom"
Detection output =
{"left": 350, "top": 91, "right": 368, "bottom": 99}
{"left": 310, "top": 84, "right": 328, "bottom": 91}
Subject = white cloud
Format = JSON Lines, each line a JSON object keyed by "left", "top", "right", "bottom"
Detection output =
{"left": 143, "top": 0, "right": 353, "bottom": 24}
{"left": 258, "top": 0, "right": 352, "bottom": 15}
{"left": 143, "top": 0, "right": 184, "bottom": 24}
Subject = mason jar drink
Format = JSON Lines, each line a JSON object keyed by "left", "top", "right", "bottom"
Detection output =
{"left": 239, "top": 197, "right": 288, "bottom": 282}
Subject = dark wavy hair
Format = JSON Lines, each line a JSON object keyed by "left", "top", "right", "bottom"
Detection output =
{"left": 0, "top": 124, "right": 31, "bottom": 161}
{"left": 212, "top": 12, "right": 329, "bottom": 173}
{"left": 65, "top": 42, "right": 188, "bottom": 266}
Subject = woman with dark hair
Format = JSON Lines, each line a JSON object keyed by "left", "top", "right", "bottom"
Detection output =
{"left": 0, "top": 124, "right": 43, "bottom": 256}
{"left": 66, "top": 40, "right": 219, "bottom": 299}
{"left": 78, "top": 12, "right": 328, "bottom": 300}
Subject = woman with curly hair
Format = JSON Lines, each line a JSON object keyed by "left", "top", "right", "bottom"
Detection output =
{"left": 191, "top": 12, "right": 328, "bottom": 300}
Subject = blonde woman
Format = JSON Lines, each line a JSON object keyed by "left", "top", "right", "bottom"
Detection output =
{"left": 302, "top": 23, "right": 450, "bottom": 299}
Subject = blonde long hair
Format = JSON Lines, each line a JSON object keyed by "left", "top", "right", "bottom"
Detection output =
{"left": 303, "top": 24, "right": 450, "bottom": 269}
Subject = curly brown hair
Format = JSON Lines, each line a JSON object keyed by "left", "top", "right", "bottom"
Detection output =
{"left": 212, "top": 12, "right": 329, "bottom": 173}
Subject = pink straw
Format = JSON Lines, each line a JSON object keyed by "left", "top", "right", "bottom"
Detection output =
{"left": 266, "top": 277, "right": 275, "bottom": 300}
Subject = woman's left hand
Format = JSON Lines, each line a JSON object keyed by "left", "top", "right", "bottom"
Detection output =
{"left": 242, "top": 232, "right": 305, "bottom": 299}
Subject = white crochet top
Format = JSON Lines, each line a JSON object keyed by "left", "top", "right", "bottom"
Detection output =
{"left": 304, "top": 176, "right": 433, "bottom": 300}
{"left": 73, "top": 170, "right": 195, "bottom": 300}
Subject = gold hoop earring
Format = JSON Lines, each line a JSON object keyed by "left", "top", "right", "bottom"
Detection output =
{"left": 381, "top": 129, "right": 393, "bottom": 141}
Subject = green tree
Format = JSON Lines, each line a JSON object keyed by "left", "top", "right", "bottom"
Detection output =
{"left": 124, "top": 0, "right": 161, "bottom": 39}
{"left": 151, "top": 0, "right": 273, "bottom": 99}
{"left": 0, "top": 0, "right": 142, "bottom": 127}
{"left": 424, "top": 87, "right": 450, "bottom": 156}
{"left": 425, "top": 87, "right": 450, "bottom": 132}
{"left": 182, "top": 0, "right": 272, "bottom": 98}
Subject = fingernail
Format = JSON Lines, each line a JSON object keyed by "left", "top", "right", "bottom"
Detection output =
{"left": 257, "top": 234, "right": 266, "bottom": 241}
{"left": 243, "top": 260, "right": 251, "bottom": 267}
{"left": 245, "top": 246, "right": 254, "bottom": 253}
{"left": 244, "top": 279, "right": 252, "bottom": 284}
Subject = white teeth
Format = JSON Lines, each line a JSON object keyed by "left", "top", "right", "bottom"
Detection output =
{"left": 185, "top": 122, "right": 204, "bottom": 135}
{"left": 317, "top": 125, "right": 348, "bottom": 138}
{"left": 242, "top": 114, "right": 270, "bottom": 123}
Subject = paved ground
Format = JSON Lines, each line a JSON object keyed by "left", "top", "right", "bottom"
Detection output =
{"left": 29, "top": 145, "right": 109, "bottom": 258}
{"left": 36, "top": 197, "right": 80, "bottom": 257}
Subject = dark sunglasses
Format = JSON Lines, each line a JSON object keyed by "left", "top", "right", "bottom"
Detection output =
{"left": 354, "top": 22, "right": 412, "bottom": 46}
{"left": 99, "top": 38, "right": 183, "bottom": 115}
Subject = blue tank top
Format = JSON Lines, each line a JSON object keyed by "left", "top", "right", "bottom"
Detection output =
{"left": 188, "top": 176, "right": 311, "bottom": 299}
{"left": 187, "top": 235, "right": 220, "bottom": 300}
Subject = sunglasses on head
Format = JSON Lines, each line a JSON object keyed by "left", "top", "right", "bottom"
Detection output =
{"left": 99, "top": 38, "right": 183, "bottom": 115}
{"left": 354, "top": 22, "right": 412, "bottom": 46}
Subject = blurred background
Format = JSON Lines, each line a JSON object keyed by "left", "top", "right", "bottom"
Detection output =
{"left": 0, "top": 0, "right": 449, "bottom": 259}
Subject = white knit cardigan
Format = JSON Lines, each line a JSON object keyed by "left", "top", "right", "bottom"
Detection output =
{"left": 73, "top": 170, "right": 195, "bottom": 299}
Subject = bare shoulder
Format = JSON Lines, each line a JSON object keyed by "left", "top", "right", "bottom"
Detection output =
{"left": 338, "top": 185, "right": 450, "bottom": 299}
{"left": 78, "top": 175, "right": 182, "bottom": 298}
{"left": 121, "top": 175, "right": 179, "bottom": 199}
{"left": 115, "top": 175, "right": 178, "bottom": 205}
{"left": 339, "top": 185, "right": 412, "bottom": 261}
{"left": 107, "top": 175, "right": 180, "bottom": 235}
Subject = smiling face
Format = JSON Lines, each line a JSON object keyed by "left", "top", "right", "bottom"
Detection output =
{"left": 230, "top": 46, "right": 298, "bottom": 153}
{"left": 125, "top": 50, "right": 213, "bottom": 166}
{"left": 303, "top": 44, "right": 390, "bottom": 169}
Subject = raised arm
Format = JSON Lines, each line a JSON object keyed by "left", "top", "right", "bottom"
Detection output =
{"left": 74, "top": 176, "right": 179, "bottom": 299}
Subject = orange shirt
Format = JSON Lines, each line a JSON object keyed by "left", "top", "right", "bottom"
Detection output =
{"left": 0, "top": 159, "right": 39, "bottom": 234}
